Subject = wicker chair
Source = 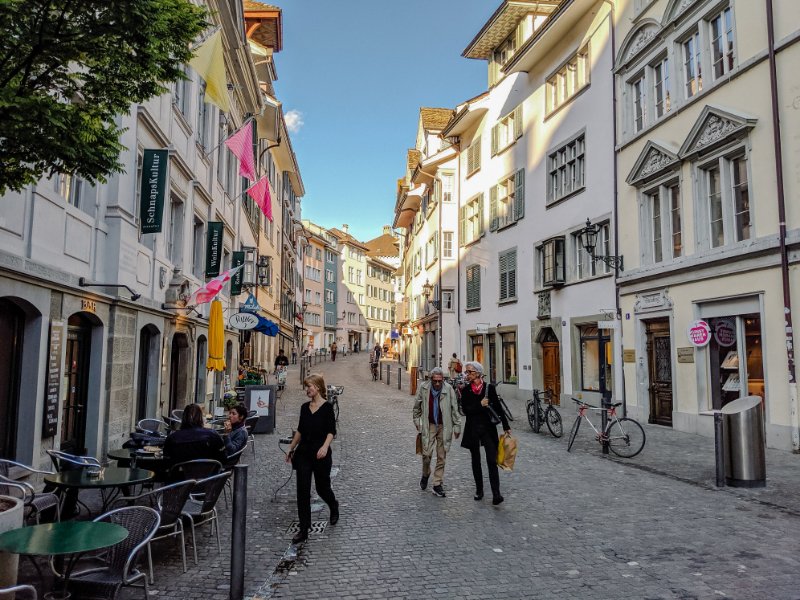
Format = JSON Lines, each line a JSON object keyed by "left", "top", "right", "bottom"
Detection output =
{"left": 181, "top": 472, "right": 230, "bottom": 564}
{"left": 0, "top": 585, "right": 37, "bottom": 598}
{"left": 63, "top": 506, "right": 160, "bottom": 600}
{"left": 0, "top": 459, "right": 60, "bottom": 524}
{"left": 112, "top": 480, "right": 197, "bottom": 583}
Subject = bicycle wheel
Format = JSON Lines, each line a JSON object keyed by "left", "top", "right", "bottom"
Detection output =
{"left": 526, "top": 401, "right": 540, "bottom": 433}
{"left": 566, "top": 416, "right": 582, "bottom": 452}
{"left": 605, "top": 417, "right": 645, "bottom": 458}
{"left": 333, "top": 398, "right": 340, "bottom": 421}
{"left": 498, "top": 396, "right": 514, "bottom": 421}
{"left": 545, "top": 406, "right": 563, "bottom": 438}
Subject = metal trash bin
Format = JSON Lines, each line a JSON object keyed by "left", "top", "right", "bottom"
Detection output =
{"left": 721, "top": 395, "right": 766, "bottom": 488}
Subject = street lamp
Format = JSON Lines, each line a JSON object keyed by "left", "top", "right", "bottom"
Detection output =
{"left": 421, "top": 279, "right": 440, "bottom": 310}
{"left": 577, "top": 218, "right": 624, "bottom": 271}
{"left": 256, "top": 255, "right": 271, "bottom": 287}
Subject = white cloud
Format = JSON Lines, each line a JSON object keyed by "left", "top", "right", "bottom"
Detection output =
{"left": 284, "top": 109, "right": 304, "bottom": 134}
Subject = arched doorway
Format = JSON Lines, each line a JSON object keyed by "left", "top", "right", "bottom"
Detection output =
{"left": 195, "top": 335, "right": 207, "bottom": 404}
{"left": 62, "top": 313, "right": 94, "bottom": 453}
{"left": 169, "top": 333, "right": 190, "bottom": 413}
{"left": 136, "top": 325, "right": 161, "bottom": 422}
{"left": 0, "top": 299, "right": 25, "bottom": 458}
{"left": 539, "top": 328, "right": 561, "bottom": 405}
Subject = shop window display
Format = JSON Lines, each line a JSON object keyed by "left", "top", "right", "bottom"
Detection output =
{"left": 708, "top": 314, "right": 763, "bottom": 409}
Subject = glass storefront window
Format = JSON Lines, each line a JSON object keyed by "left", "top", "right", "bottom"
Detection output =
{"left": 708, "top": 313, "right": 763, "bottom": 409}
{"left": 471, "top": 334, "right": 484, "bottom": 365}
{"left": 502, "top": 332, "right": 517, "bottom": 383}
{"left": 579, "top": 325, "right": 612, "bottom": 393}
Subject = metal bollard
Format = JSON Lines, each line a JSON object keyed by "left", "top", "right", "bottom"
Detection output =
{"left": 230, "top": 464, "right": 248, "bottom": 600}
{"left": 714, "top": 412, "right": 725, "bottom": 487}
{"left": 386, "top": 364, "right": 390, "bottom": 386}
{"left": 398, "top": 367, "right": 402, "bottom": 390}
{"left": 380, "top": 363, "right": 383, "bottom": 381}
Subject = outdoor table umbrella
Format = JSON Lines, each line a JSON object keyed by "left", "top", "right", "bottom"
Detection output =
{"left": 207, "top": 299, "right": 225, "bottom": 410}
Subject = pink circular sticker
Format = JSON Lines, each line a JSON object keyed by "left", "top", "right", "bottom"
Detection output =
{"left": 687, "top": 320, "right": 711, "bottom": 347}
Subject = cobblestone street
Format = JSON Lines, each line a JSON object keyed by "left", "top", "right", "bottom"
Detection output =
{"left": 18, "top": 353, "right": 799, "bottom": 599}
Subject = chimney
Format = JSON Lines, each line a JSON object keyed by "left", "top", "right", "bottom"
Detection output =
{"left": 383, "top": 225, "right": 392, "bottom": 235}
{"left": 342, "top": 224, "right": 349, "bottom": 234}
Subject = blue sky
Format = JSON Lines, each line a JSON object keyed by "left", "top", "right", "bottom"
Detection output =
{"left": 273, "top": 1, "right": 493, "bottom": 242}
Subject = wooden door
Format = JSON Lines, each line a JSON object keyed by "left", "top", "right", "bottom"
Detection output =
{"left": 646, "top": 319, "right": 673, "bottom": 426}
{"left": 542, "top": 342, "right": 561, "bottom": 406}
{"left": 62, "top": 325, "right": 89, "bottom": 453}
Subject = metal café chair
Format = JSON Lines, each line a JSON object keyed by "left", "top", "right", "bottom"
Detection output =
{"left": 220, "top": 447, "right": 246, "bottom": 508}
{"left": 0, "top": 585, "right": 37, "bottom": 598}
{"left": 60, "top": 506, "right": 160, "bottom": 600}
{"left": 180, "top": 472, "right": 230, "bottom": 564}
{"left": 136, "top": 419, "right": 169, "bottom": 436}
{"left": 112, "top": 479, "right": 197, "bottom": 584}
{"left": 244, "top": 415, "right": 259, "bottom": 458}
{"left": 170, "top": 408, "right": 184, "bottom": 421}
{"left": 46, "top": 449, "right": 101, "bottom": 472}
{"left": 0, "top": 459, "right": 61, "bottom": 524}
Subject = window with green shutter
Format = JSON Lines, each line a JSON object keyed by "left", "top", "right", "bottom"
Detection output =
{"left": 490, "top": 168, "right": 525, "bottom": 231}
{"left": 466, "top": 264, "right": 481, "bottom": 310}
{"left": 492, "top": 105, "right": 523, "bottom": 156}
{"left": 467, "top": 135, "right": 481, "bottom": 176}
{"left": 499, "top": 249, "right": 517, "bottom": 302}
{"left": 462, "top": 193, "right": 484, "bottom": 245}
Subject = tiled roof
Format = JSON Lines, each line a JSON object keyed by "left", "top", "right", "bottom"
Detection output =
{"left": 244, "top": 1, "right": 280, "bottom": 10}
{"left": 407, "top": 149, "right": 421, "bottom": 174}
{"left": 244, "top": 1, "right": 282, "bottom": 51}
{"left": 420, "top": 107, "right": 454, "bottom": 131}
{"left": 328, "top": 228, "right": 370, "bottom": 251}
{"left": 365, "top": 233, "right": 399, "bottom": 258}
{"left": 463, "top": 0, "right": 560, "bottom": 60}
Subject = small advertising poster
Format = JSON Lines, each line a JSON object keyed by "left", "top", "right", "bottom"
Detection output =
{"left": 251, "top": 388, "right": 271, "bottom": 416}
{"left": 714, "top": 318, "right": 737, "bottom": 347}
{"left": 687, "top": 320, "right": 711, "bottom": 347}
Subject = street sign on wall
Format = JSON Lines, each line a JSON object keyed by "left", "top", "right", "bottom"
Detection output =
{"left": 205, "top": 222, "right": 223, "bottom": 277}
{"left": 229, "top": 312, "right": 259, "bottom": 330}
{"left": 139, "top": 149, "right": 168, "bottom": 234}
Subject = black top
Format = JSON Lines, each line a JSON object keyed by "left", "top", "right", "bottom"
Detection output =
{"left": 274, "top": 354, "right": 289, "bottom": 367}
{"left": 460, "top": 382, "right": 510, "bottom": 450}
{"left": 296, "top": 401, "right": 336, "bottom": 458}
{"left": 163, "top": 427, "right": 226, "bottom": 465}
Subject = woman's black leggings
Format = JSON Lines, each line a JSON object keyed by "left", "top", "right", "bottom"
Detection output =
{"left": 469, "top": 435, "right": 500, "bottom": 497}
{"left": 295, "top": 452, "right": 337, "bottom": 531}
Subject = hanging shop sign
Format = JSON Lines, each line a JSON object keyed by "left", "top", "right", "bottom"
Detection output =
{"left": 205, "top": 221, "right": 224, "bottom": 277}
{"left": 713, "top": 318, "right": 737, "bottom": 347}
{"left": 241, "top": 293, "right": 260, "bottom": 313}
{"left": 687, "top": 320, "right": 711, "bottom": 348}
{"left": 231, "top": 251, "right": 245, "bottom": 296}
{"left": 139, "top": 149, "right": 168, "bottom": 234}
{"left": 228, "top": 312, "right": 260, "bottom": 330}
{"left": 42, "top": 320, "right": 64, "bottom": 438}
{"left": 476, "top": 323, "right": 490, "bottom": 333}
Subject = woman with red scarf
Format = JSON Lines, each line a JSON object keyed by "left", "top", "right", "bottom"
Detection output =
{"left": 459, "top": 361, "right": 510, "bottom": 505}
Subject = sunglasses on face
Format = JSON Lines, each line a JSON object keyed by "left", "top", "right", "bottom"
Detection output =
{"left": 465, "top": 369, "right": 478, "bottom": 374}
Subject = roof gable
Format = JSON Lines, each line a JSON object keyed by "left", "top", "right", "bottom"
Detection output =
{"left": 626, "top": 141, "right": 680, "bottom": 186}
{"left": 419, "top": 107, "right": 453, "bottom": 131}
{"left": 615, "top": 19, "right": 661, "bottom": 71}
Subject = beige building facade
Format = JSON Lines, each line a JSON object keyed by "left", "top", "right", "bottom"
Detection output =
{"left": 615, "top": 0, "right": 800, "bottom": 450}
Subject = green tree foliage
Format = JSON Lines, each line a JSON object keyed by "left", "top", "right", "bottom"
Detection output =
{"left": 0, "top": 0, "right": 207, "bottom": 194}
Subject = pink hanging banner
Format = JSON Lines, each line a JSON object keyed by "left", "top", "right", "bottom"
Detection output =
{"left": 263, "top": 181, "right": 273, "bottom": 222}
{"left": 224, "top": 120, "right": 256, "bottom": 181}
{"left": 189, "top": 264, "right": 244, "bottom": 305}
{"left": 247, "top": 177, "right": 273, "bottom": 222}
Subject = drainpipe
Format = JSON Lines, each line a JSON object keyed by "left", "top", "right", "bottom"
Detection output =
{"left": 766, "top": 0, "right": 799, "bottom": 451}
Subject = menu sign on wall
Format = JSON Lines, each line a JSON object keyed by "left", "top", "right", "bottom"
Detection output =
{"left": 42, "top": 320, "right": 64, "bottom": 438}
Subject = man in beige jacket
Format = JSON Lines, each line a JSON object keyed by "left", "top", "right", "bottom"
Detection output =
{"left": 413, "top": 367, "right": 461, "bottom": 497}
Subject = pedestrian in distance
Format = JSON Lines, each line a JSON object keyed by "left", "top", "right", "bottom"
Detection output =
{"left": 413, "top": 367, "right": 461, "bottom": 497}
{"left": 291, "top": 346, "right": 297, "bottom": 365}
{"left": 447, "top": 353, "right": 463, "bottom": 379}
{"left": 274, "top": 349, "right": 289, "bottom": 369}
{"left": 460, "top": 361, "right": 510, "bottom": 505}
{"left": 330, "top": 341, "right": 338, "bottom": 361}
{"left": 285, "top": 373, "right": 339, "bottom": 544}
{"left": 373, "top": 344, "right": 382, "bottom": 361}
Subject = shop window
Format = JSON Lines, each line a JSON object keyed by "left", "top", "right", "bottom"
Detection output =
{"left": 501, "top": 332, "right": 517, "bottom": 384}
{"left": 470, "top": 334, "right": 484, "bottom": 365}
{"left": 708, "top": 314, "right": 763, "bottom": 409}
{"left": 579, "top": 324, "right": 612, "bottom": 393}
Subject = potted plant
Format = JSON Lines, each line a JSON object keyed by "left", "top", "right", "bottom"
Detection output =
{"left": 0, "top": 494, "right": 24, "bottom": 590}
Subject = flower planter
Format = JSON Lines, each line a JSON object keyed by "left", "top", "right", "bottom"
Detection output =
{"left": 0, "top": 495, "right": 24, "bottom": 591}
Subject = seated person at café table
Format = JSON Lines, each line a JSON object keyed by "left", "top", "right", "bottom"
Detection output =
{"left": 224, "top": 404, "right": 249, "bottom": 455}
{"left": 163, "top": 403, "right": 226, "bottom": 465}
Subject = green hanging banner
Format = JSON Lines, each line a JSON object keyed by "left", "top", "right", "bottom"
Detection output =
{"left": 205, "top": 221, "right": 224, "bottom": 277}
{"left": 139, "top": 149, "right": 168, "bottom": 234}
{"left": 231, "top": 251, "right": 245, "bottom": 296}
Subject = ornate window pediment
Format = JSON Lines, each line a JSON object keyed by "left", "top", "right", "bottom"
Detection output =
{"left": 679, "top": 106, "right": 757, "bottom": 159}
{"left": 626, "top": 141, "right": 680, "bottom": 186}
{"left": 615, "top": 20, "right": 661, "bottom": 70}
{"left": 662, "top": 0, "right": 702, "bottom": 27}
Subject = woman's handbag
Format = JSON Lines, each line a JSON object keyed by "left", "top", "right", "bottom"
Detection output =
{"left": 486, "top": 405, "right": 502, "bottom": 425}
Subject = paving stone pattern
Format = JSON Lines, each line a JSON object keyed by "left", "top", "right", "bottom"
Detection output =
{"left": 18, "top": 353, "right": 800, "bottom": 599}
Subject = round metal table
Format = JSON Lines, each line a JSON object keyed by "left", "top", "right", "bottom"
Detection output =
{"left": 44, "top": 467, "right": 154, "bottom": 515}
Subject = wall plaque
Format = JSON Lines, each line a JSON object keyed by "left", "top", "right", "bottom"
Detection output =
{"left": 677, "top": 347, "right": 695, "bottom": 363}
{"left": 623, "top": 349, "right": 636, "bottom": 363}
{"left": 42, "top": 320, "right": 64, "bottom": 438}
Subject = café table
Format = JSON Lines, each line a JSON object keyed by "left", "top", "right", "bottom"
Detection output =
{"left": 0, "top": 521, "right": 128, "bottom": 600}
{"left": 44, "top": 468, "right": 154, "bottom": 516}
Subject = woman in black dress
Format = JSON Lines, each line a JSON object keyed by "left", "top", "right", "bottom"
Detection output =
{"left": 460, "top": 361, "right": 511, "bottom": 505}
{"left": 285, "top": 373, "right": 339, "bottom": 544}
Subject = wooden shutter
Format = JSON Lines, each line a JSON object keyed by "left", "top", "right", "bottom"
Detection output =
{"left": 460, "top": 205, "right": 466, "bottom": 246}
{"left": 490, "top": 186, "right": 499, "bottom": 231}
{"left": 514, "top": 105, "right": 523, "bottom": 139}
{"left": 478, "top": 193, "right": 484, "bottom": 234}
{"left": 508, "top": 250, "right": 517, "bottom": 298}
{"left": 491, "top": 124, "right": 499, "bottom": 156}
{"left": 499, "top": 252, "right": 508, "bottom": 300}
{"left": 473, "top": 265, "right": 481, "bottom": 308}
{"left": 514, "top": 168, "right": 525, "bottom": 220}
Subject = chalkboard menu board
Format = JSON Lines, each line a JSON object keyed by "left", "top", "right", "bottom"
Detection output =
{"left": 42, "top": 320, "right": 64, "bottom": 438}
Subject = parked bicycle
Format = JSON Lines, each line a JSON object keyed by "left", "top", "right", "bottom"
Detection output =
{"left": 566, "top": 398, "right": 645, "bottom": 457}
{"left": 526, "top": 389, "right": 563, "bottom": 437}
{"left": 326, "top": 385, "right": 343, "bottom": 421}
